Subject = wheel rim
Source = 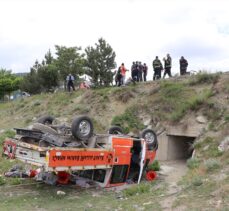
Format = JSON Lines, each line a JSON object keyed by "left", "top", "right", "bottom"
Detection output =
{"left": 79, "top": 120, "right": 91, "bottom": 136}
{"left": 144, "top": 132, "right": 155, "bottom": 144}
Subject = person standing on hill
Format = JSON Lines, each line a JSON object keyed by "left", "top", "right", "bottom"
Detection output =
{"left": 163, "top": 54, "right": 172, "bottom": 78}
{"left": 120, "top": 63, "right": 127, "bottom": 85}
{"left": 143, "top": 63, "right": 148, "bottom": 81}
{"left": 180, "top": 56, "right": 188, "bottom": 75}
{"left": 66, "top": 73, "right": 75, "bottom": 92}
{"left": 138, "top": 61, "right": 143, "bottom": 82}
{"left": 131, "top": 62, "right": 138, "bottom": 82}
{"left": 152, "top": 56, "right": 163, "bottom": 80}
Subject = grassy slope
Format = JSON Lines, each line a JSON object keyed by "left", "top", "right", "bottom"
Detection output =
{"left": 0, "top": 72, "right": 229, "bottom": 210}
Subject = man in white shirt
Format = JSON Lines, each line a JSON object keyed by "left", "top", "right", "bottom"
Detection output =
{"left": 66, "top": 74, "right": 75, "bottom": 92}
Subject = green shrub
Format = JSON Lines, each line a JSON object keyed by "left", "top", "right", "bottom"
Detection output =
{"left": 187, "top": 158, "right": 200, "bottom": 169}
{"left": 148, "top": 160, "right": 160, "bottom": 171}
{"left": 204, "top": 158, "right": 220, "bottom": 172}
{"left": 191, "top": 176, "right": 203, "bottom": 186}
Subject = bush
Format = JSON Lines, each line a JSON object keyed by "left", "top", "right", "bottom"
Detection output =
{"left": 187, "top": 158, "right": 200, "bottom": 169}
{"left": 148, "top": 160, "right": 160, "bottom": 171}
{"left": 204, "top": 159, "right": 220, "bottom": 172}
{"left": 191, "top": 176, "right": 203, "bottom": 186}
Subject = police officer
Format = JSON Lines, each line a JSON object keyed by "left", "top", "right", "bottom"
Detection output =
{"left": 163, "top": 54, "right": 172, "bottom": 78}
{"left": 138, "top": 61, "right": 143, "bottom": 82}
{"left": 152, "top": 56, "right": 163, "bottom": 80}
{"left": 180, "top": 56, "right": 188, "bottom": 75}
{"left": 131, "top": 62, "right": 138, "bottom": 81}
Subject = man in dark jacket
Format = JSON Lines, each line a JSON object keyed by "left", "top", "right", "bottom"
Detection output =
{"left": 152, "top": 56, "right": 163, "bottom": 80}
{"left": 131, "top": 62, "right": 138, "bottom": 81}
{"left": 143, "top": 63, "right": 148, "bottom": 81}
{"left": 138, "top": 61, "right": 143, "bottom": 82}
{"left": 163, "top": 54, "right": 172, "bottom": 78}
{"left": 180, "top": 56, "right": 188, "bottom": 75}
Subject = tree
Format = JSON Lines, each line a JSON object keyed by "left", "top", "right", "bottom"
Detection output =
{"left": 20, "top": 50, "right": 59, "bottom": 94}
{"left": 54, "top": 45, "right": 85, "bottom": 81}
{"left": 0, "top": 68, "right": 22, "bottom": 100}
{"left": 85, "top": 38, "right": 116, "bottom": 86}
{"left": 19, "top": 61, "right": 43, "bottom": 94}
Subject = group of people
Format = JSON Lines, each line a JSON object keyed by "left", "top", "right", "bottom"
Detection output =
{"left": 115, "top": 55, "right": 189, "bottom": 86}
{"left": 152, "top": 54, "right": 188, "bottom": 80}
{"left": 115, "top": 61, "right": 149, "bottom": 86}
{"left": 66, "top": 54, "right": 189, "bottom": 91}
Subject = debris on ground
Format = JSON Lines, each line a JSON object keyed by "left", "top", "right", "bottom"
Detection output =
{"left": 57, "top": 190, "right": 66, "bottom": 196}
{"left": 218, "top": 136, "right": 229, "bottom": 152}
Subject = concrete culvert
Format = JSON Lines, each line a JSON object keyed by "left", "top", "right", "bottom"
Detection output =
{"left": 166, "top": 136, "right": 195, "bottom": 160}
{"left": 157, "top": 134, "right": 196, "bottom": 161}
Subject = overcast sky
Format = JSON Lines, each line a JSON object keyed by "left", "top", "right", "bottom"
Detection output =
{"left": 1, "top": 0, "right": 229, "bottom": 78}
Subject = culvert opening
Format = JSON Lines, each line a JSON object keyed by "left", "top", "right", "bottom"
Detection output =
{"left": 167, "top": 135, "right": 196, "bottom": 160}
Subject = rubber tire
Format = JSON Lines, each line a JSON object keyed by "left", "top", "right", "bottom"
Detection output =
{"left": 108, "top": 126, "right": 124, "bottom": 134}
{"left": 37, "top": 115, "right": 54, "bottom": 125}
{"left": 71, "top": 116, "right": 94, "bottom": 141}
{"left": 140, "top": 129, "right": 158, "bottom": 150}
{"left": 32, "top": 123, "right": 58, "bottom": 135}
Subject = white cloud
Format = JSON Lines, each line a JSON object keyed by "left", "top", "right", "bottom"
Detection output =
{"left": 0, "top": 0, "right": 229, "bottom": 78}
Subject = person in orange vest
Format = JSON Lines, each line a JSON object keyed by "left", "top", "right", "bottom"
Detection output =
{"left": 119, "top": 63, "right": 127, "bottom": 85}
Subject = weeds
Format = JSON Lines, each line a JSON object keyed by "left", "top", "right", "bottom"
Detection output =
{"left": 187, "top": 158, "right": 200, "bottom": 169}
{"left": 195, "top": 137, "right": 223, "bottom": 158}
{"left": 191, "top": 176, "right": 203, "bottom": 186}
{"left": 111, "top": 107, "right": 145, "bottom": 133}
{"left": 148, "top": 160, "right": 160, "bottom": 171}
{"left": 204, "top": 158, "right": 220, "bottom": 172}
{"left": 188, "top": 72, "right": 220, "bottom": 86}
{"left": 158, "top": 81, "right": 213, "bottom": 122}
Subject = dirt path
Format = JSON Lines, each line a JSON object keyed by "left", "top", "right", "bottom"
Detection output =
{"left": 158, "top": 160, "right": 188, "bottom": 211}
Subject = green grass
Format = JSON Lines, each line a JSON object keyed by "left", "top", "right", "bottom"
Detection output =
{"left": 188, "top": 72, "right": 220, "bottom": 86}
{"left": 123, "top": 182, "right": 150, "bottom": 197}
{"left": 0, "top": 182, "right": 164, "bottom": 211}
{"left": 111, "top": 106, "right": 145, "bottom": 133}
{"left": 159, "top": 81, "right": 213, "bottom": 121}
